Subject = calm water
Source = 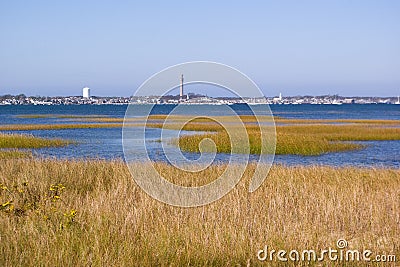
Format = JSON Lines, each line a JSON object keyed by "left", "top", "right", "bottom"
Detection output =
{"left": 1, "top": 104, "right": 399, "bottom": 168}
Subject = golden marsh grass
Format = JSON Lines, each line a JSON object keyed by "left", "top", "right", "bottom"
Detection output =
{"left": 0, "top": 123, "right": 124, "bottom": 131}
{"left": 80, "top": 115, "right": 400, "bottom": 126}
{"left": 3, "top": 116, "right": 400, "bottom": 156}
{"left": 14, "top": 113, "right": 400, "bottom": 126}
{"left": 277, "top": 118, "right": 400, "bottom": 125}
{"left": 169, "top": 121, "right": 400, "bottom": 156}
{"left": 0, "top": 159, "right": 398, "bottom": 266}
{"left": 177, "top": 130, "right": 364, "bottom": 156}
{"left": 0, "top": 150, "right": 32, "bottom": 159}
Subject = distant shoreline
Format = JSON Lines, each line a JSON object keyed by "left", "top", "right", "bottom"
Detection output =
{"left": 1, "top": 94, "right": 400, "bottom": 105}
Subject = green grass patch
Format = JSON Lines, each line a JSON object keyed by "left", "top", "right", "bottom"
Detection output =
{"left": 279, "top": 124, "right": 400, "bottom": 141}
{"left": 178, "top": 130, "right": 363, "bottom": 156}
{"left": 0, "top": 133, "right": 72, "bottom": 149}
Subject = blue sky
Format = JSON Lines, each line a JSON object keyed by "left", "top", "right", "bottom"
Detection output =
{"left": 1, "top": 1, "right": 399, "bottom": 97}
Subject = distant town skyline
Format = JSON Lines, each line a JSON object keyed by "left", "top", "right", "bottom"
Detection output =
{"left": 1, "top": 1, "right": 399, "bottom": 97}
{"left": 2, "top": 92, "right": 400, "bottom": 106}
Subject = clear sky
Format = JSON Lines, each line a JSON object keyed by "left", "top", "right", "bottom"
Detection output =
{"left": 1, "top": 1, "right": 399, "bottom": 97}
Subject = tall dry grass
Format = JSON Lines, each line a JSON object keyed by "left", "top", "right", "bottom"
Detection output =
{"left": 0, "top": 150, "right": 32, "bottom": 159}
{"left": 0, "top": 159, "right": 399, "bottom": 266}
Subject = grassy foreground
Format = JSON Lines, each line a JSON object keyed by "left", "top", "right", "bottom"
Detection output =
{"left": 0, "top": 159, "right": 399, "bottom": 266}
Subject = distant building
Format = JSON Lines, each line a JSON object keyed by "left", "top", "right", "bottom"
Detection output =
{"left": 273, "top": 93, "right": 282, "bottom": 103}
{"left": 82, "top": 87, "right": 90, "bottom": 99}
{"left": 343, "top": 98, "right": 355, "bottom": 104}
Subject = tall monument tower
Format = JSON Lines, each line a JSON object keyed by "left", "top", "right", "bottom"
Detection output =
{"left": 180, "top": 74, "right": 184, "bottom": 100}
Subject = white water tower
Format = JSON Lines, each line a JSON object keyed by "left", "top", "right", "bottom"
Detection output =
{"left": 82, "top": 87, "right": 90, "bottom": 99}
